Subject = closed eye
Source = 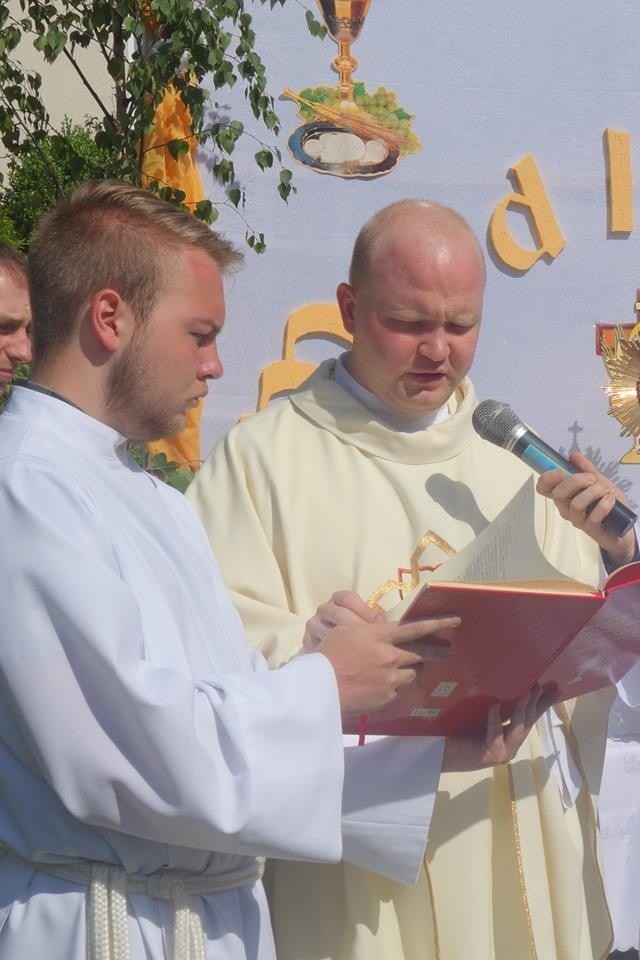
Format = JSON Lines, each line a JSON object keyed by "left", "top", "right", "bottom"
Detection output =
{"left": 192, "top": 331, "right": 216, "bottom": 347}
{"left": 0, "top": 322, "right": 28, "bottom": 336}
{"left": 446, "top": 321, "right": 476, "bottom": 333}
{"left": 384, "top": 318, "right": 430, "bottom": 334}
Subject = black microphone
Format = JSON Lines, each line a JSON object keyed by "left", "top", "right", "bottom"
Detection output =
{"left": 472, "top": 399, "right": 638, "bottom": 538}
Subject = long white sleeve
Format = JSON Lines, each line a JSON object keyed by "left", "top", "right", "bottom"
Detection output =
{"left": 341, "top": 735, "right": 444, "bottom": 884}
{"left": 0, "top": 395, "right": 347, "bottom": 866}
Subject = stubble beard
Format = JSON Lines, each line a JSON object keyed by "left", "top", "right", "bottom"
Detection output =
{"left": 105, "top": 334, "right": 179, "bottom": 443}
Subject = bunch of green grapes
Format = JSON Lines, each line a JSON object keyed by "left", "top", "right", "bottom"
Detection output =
{"left": 354, "top": 85, "right": 421, "bottom": 154}
{"left": 296, "top": 83, "right": 421, "bottom": 155}
{"left": 298, "top": 86, "right": 341, "bottom": 120}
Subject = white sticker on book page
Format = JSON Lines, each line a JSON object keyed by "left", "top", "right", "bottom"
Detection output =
{"left": 410, "top": 708, "right": 441, "bottom": 718}
{"left": 430, "top": 681, "right": 458, "bottom": 698}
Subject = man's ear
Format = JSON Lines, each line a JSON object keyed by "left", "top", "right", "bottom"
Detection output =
{"left": 89, "top": 289, "right": 133, "bottom": 354}
{"left": 336, "top": 282, "right": 356, "bottom": 336}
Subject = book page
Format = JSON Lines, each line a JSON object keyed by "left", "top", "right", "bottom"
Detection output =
{"left": 428, "top": 478, "right": 575, "bottom": 585}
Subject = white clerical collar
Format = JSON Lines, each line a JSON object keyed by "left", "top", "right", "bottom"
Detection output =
{"left": 334, "top": 352, "right": 450, "bottom": 433}
{"left": 8, "top": 384, "right": 129, "bottom": 458}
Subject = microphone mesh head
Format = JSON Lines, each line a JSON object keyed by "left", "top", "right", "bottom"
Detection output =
{"left": 471, "top": 399, "right": 523, "bottom": 447}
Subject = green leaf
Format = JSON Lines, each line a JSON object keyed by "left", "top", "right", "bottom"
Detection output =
{"left": 34, "top": 25, "right": 67, "bottom": 61}
{"left": 305, "top": 11, "right": 327, "bottom": 39}
{"left": 194, "top": 198, "right": 215, "bottom": 222}
{"left": 254, "top": 148, "right": 273, "bottom": 171}
{"left": 106, "top": 57, "right": 125, "bottom": 80}
{"left": 277, "top": 168, "right": 294, "bottom": 202}
{"left": 168, "top": 468, "right": 195, "bottom": 493}
{"left": 167, "top": 138, "right": 189, "bottom": 160}
{"left": 122, "top": 15, "right": 143, "bottom": 36}
{"left": 218, "top": 123, "right": 241, "bottom": 154}
{"left": 213, "top": 158, "right": 234, "bottom": 185}
{"left": 227, "top": 186, "right": 242, "bottom": 207}
{"left": 246, "top": 230, "right": 266, "bottom": 254}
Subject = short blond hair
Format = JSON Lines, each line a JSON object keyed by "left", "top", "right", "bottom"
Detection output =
{"left": 28, "top": 179, "right": 242, "bottom": 365}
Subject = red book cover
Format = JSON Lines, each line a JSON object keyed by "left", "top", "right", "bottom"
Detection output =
{"left": 343, "top": 568, "right": 640, "bottom": 737}
{"left": 343, "top": 480, "right": 640, "bottom": 738}
{"left": 538, "top": 564, "right": 640, "bottom": 700}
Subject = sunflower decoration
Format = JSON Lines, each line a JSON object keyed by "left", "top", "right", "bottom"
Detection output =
{"left": 601, "top": 324, "right": 640, "bottom": 439}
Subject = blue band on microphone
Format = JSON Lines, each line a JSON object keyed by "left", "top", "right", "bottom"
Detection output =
{"left": 521, "top": 444, "right": 568, "bottom": 475}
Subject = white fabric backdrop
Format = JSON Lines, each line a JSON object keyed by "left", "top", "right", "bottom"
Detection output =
{"left": 198, "top": 1, "right": 640, "bottom": 518}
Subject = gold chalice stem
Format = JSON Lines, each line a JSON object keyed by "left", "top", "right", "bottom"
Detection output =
{"left": 334, "top": 40, "right": 358, "bottom": 108}
{"left": 317, "top": 0, "right": 373, "bottom": 111}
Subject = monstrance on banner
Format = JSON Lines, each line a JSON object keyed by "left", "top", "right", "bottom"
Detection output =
{"left": 600, "top": 291, "right": 640, "bottom": 464}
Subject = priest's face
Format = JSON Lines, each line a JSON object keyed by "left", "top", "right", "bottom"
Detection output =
{"left": 337, "top": 227, "right": 484, "bottom": 417}
{"left": 106, "top": 248, "right": 224, "bottom": 442}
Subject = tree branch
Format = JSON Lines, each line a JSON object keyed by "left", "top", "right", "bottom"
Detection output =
{"left": 62, "top": 47, "right": 114, "bottom": 122}
{"left": 0, "top": 94, "right": 64, "bottom": 195}
{"left": 110, "top": 3, "right": 127, "bottom": 133}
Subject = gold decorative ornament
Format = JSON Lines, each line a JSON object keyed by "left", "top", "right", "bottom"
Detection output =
{"left": 601, "top": 321, "right": 640, "bottom": 463}
{"left": 366, "top": 531, "right": 456, "bottom": 612}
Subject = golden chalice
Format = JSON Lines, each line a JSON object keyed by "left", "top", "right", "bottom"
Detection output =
{"left": 317, "top": 0, "right": 373, "bottom": 109}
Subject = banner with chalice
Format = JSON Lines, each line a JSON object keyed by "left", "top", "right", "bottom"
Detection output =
{"left": 284, "top": 1, "right": 421, "bottom": 178}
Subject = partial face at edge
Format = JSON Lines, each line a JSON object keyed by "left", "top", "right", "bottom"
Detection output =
{"left": 338, "top": 228, "right": 484, "bottom": 417}
{"left": 0, "top": 268, "right": 31, "bottom": 392}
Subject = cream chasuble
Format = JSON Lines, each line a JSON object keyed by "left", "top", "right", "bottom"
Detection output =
{"left": 189, "top": 360, "right": 614, "bottom": 960}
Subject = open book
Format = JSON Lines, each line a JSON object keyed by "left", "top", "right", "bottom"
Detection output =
{"left": 343, "top": 479, "right": 640, "bottom": 738}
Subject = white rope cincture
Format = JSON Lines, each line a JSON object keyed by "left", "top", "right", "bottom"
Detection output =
{"left": 110, "top": 867, "right": 130, "bottom": 960}
{"left": 172, "top": 882, "right": 205, "bottom": 960}
{"left": 11, "top": 849, "right": 263, "bottom": 960}
{"left": 87, "top": 864, "right": 113, "bottom": 960}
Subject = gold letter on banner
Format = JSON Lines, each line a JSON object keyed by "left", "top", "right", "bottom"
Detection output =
{"left": 604, "top": 128, "right": 633, "bottom": 233}
{"left": 255, "top": 302, "right": 351, "bottom": 411}
{"left": 489, "top": 154, "right": 566, "bottom": 271}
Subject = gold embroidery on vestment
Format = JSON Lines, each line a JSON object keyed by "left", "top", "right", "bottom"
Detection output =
{"left": 423, "top": 857, "right": 442, "bottom": 960}
{"left": 508, "top": 765, "right": 540, "bottom": 960}
{"left": 366, "top": 531, "right": 456, "bottom": 611}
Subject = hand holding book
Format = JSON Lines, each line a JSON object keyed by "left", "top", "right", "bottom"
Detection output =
{"left": 441, "top": 685, "right": 556, "bottom": 771}
{"left": 315, "top": 604, "right": 460, "bottom": 716}
{"left": 341, "top": 478, "right": 640, "bottom": 737}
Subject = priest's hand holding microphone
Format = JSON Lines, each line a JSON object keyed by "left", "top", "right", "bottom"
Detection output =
{"left": 472, "top": 399, "right": 638, "bottom": 568}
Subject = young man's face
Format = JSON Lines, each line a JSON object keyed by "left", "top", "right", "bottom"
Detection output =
{"left": 106, "top": 248, "right": 225, "bottom": 442}
{"left": 0, "top": 267, "right": 31, "bottom": 393}
{"left": 338, "top": 229, "right": 484, "bottom": 417}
